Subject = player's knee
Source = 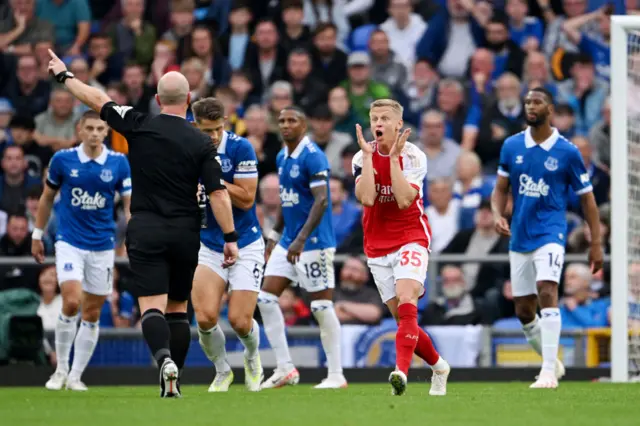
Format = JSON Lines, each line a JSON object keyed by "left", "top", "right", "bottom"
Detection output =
{"left": 62, "top": 295, "right": 81, "bottom": 316}
{"left": 81, "top": 308, "right": 101, "bottom": 323}
{"left": 195, "top": 308, "right": 219, "bottom": 330}
{"left": 515, "top": 303, "right": 536, "bottom": 325}
{"left": 537, "top": 284, "right": 558, "bottom": 308}
{"left": 228, "top": 313, "right": 252, "bottom": 336}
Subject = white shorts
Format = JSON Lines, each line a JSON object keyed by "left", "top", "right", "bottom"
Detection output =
{"left": 55, "top": 240, "right": 115, "bottom": 296}
{"left": 197, "top": 238, "right": 265, "bottom": 292}
{"left": 264, "top": 244, "right": 335, "bottom": 293}
{"left": 510, "top": 243, "right": 565, "bottom": 297}
{"left": 367, "top": 243, "right": 428, "bottom": 303}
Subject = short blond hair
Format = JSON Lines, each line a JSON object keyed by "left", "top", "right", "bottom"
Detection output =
{"left": 370, "top": 99, "right": 404, "bottom": 116}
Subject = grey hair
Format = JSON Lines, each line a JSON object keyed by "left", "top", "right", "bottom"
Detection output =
{"left": 421, "top": 109, "right": 445, "bottom": 123}
{"left": 566, "top": 263, "right": 592, "bottom": 283}
{"left": 267, "top": 81, "right": 293, "bottom": 102}
{"left": 438, "top": 78, "right": 464, "bottom": 94}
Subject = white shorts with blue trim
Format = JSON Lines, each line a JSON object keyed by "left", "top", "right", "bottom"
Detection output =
{"left": 264, "top": 244, "right": 335, "bottom": 292}
{"left": 197, "top": 238, "right": 265, "bottom": 292}
{"left": 55, "top": 240, "right": 115, "bottom": 296}
{"left": 509, "top": 242, "right": 565, "bottom": 297}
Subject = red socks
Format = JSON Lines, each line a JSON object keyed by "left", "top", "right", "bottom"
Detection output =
{"left": 395, "top": 303, "right": 419, "bottom": 375}
{"left": 415, "top": 328, "right": 440, "bottom": 366}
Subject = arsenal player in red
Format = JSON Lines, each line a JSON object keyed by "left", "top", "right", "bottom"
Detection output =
{"left": 351, "top": 99, "right": 450, "bottom": 396}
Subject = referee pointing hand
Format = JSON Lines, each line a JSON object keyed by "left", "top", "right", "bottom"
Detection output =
{"left": 47, "top": 49, "right": 238, "bottom": 398}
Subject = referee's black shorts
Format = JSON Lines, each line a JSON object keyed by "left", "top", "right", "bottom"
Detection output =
{"left": 125, "top": 213, "right": 200, "bottom": 302}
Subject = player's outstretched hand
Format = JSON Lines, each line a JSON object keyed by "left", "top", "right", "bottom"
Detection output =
{"left": 495, "top": 216, "right": 511, "bottom": 237}
{"left": 287, "top": 238, "right": 304, "bottom": 264}
{"left": 31, "top": 239, "right": 45, "bottom": 264}
{"left": 589, "top": 243, "right": 604, "bottom": 274}
{"left": 355, "top": 124, "right": 374, "bottom": 155}
{"left": 222, "top": 242, "right": 239, "bottom": 269}
{"left": 390, "top": 128, "right": 411, "bottom": 158}
{"left": 47, "top": 49, "right": 67, "bottom": 77}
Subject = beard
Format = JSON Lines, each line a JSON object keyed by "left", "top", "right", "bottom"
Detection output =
{"left": 487, "top": 40, "right": 507, "bottom": 52}
{"left": 525, "top": 113, "right": 548, "bottom": 127}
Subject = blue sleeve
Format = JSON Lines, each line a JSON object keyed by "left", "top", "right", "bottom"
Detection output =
{"left": 568, "top": 147, "right": 593, "bottom": 195}
{"left": 116, "top": 156, "right": 132, "bottom": 195}
{"left": 578, "top": 33, "right": 596, "bottom": 57}
{"left": 233, "top": 140, "right": 259, "bottom": 180}
{"left": 74, "top": 0, "right": 92, "bottom": 22}
{"left": 497, "top": 141, "right": 511, "bottom": 177}
{"left": 306, "top": 151, "right": 330, "bottom": 188}
{"left": 531, "top": 19, "right": 544, "bottom": 44}
{"left": 46, "top": 153, "right": 64, "bottom": 189}
{"left": 119, "top": 291, "right": 135, "bottom": 320}
{"left": 464, "top": 105, "right": 481, "bottom": 129}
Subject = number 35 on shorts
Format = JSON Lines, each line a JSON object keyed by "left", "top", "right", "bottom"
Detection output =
{"left": 394, "top": 244, "right": 429, "bottom": 282}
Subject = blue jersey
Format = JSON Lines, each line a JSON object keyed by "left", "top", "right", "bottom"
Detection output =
{"left": 47, "top": 145, "right": 132, "bottom": 251}
{"left": 200, "top": 131, "right": 262, "bottom": 251}
{"left": 277, "top": 137, "right": 335, "bottom": 251}
{"left": 498, "top": 128, "right": 592, "bottom": 252}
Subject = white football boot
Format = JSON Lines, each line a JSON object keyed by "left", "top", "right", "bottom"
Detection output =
{"left": 45, "top": 370, "right": 68, "bottom": 390}
{"left": 530, "top": 370, "right": 559, "bottom": 389}
{"left": 314, "top": 374, "right": 348, "bottom": 389}
{"left": 429, "top": 359, "right": 451, "bottom": 396}
{"left": 208, "top": 370, "right": 234, "bottom": 392}
{"left": 260, "top": 366, "right": 300, "bottom": 389}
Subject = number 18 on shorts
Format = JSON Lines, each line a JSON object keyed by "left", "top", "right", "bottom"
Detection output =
{"left": 367, "top": 243, "right": 429, "bottom": 303}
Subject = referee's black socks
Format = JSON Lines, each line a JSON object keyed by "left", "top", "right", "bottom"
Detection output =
{"left": 141, "top": 309, "right": 171, "bottom": 366}
{"left": 165, "top": 312, "right": 191, "bottom": 371}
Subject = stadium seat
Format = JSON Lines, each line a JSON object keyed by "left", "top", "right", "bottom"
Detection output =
{"left": 349, "top": 24, "right": 377, "bottom": 52}
{"left": 493, "top": 317, "right": 522, "bottom": 329}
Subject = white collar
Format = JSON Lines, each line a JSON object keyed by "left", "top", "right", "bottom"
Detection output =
{"left": 77, "top": 144, "right": 108, "bottom": 165}
{"left": 284, "top": 136, "right": 310, "bottom": 159}
{"left": 217, "top": 131, "right": 229, "bottom": 154}
{"left": 524, "top": 127, "right": 559, "bottom": 151}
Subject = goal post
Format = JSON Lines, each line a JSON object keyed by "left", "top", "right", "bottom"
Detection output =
{"left": 610, "top": 15, "right": 640, "bottom": 383}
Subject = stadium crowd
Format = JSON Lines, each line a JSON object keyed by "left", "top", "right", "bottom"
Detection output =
{"left": 0, "top": 0, "right": 620, "bottom": 336}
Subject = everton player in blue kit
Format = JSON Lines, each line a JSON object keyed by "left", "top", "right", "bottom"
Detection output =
{"left": 259, "top": 106, "right": 346, "bottom": 389}
{"left": 190, "top": 98, "right": 264, "bottom": 392}
{"left": 32, "top": 110, "right": 131, "bottom": 391}
{"left": 491, "top": 87, "right": 603, "bottom": 389}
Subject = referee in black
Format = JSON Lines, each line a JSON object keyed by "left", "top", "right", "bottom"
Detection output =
{"left": 46, "top": 50, "right": 238, "bottom": 398}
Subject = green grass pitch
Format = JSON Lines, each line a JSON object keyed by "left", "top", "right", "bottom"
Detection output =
{"left": 2, "top": 383, "right": 640, "bottom": 426}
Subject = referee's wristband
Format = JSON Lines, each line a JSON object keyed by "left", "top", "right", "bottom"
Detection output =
{"left": 224, "top": 231, "right": 239, "bottom": 243}
{"left": 32, "top": 228, "right": 44, "bottom": 241}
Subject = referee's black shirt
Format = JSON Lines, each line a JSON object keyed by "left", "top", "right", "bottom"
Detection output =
{"left": 100, "top": 101, "right": 225, "bottom": 229}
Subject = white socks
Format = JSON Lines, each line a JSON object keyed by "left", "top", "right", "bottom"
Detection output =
{"left": 540, "top": 308, "right": 562, "bottom": 373}
{"left": 55, "top": 312, "right": 78, "bottom": 373}
{"left": 310, "top": 299, "right": 343, "bottom": 376}
{"left": 257, "top": 291, "right": 293, "bottom": 370}
{"left": 198, "top": 324, "right": 231, "bottom": 373}
{"left": 522, "top": 315, "right": 543, "bottom": 355}
{"left": 238, "top": 319, "right": 260, "bottom": 360}
{"left": 69, "top": 320, "right": 99, "bottom": 380}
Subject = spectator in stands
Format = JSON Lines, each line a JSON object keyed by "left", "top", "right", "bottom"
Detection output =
{"left": 467, "top": 48, "right": 495, "bottom": 108}
{"left": 279, "top": 287, "right": 312, "bottom": 326}
{"left": 310, "top": 23, "right": 348, "bottom": 88}
{"left": 0, "top": 98, "right": 14, "bottom": 147}
{"left": 552, "top": 103, "right": 576, "bottom": 139}
{"left": 442, "top": 199, "right": 509, "bottom": 300}
{"left": 214, "top": 86, "right": 246, "bottom": 135}
{"left": 560, "top": 263, "right": 610, "bottom": 328}
{"left": 309, "top": 105, "right": 352, "bottom": 176}
{"left": 36, "top": 0, "right": 91, "bottom": 55}
{"left": 421, "top": 265, "right": 482, "bottom": 326}
{"left": 330, "top": 176, "right": 361, "bottom": 248}
{"left": 567, "top": 204, "right": 611, "bottom": 254}
{"left": 33, "top": 88, "right": 78, "bottom": 150}
{"left": 340, "top": 143, "right": 359, "bottom": 197}
{"left": 217, "top": 1, "right": 251, "bottom": 71}
{"left": 303, "top": 0, "right": 350, "bottom": 51}
{"left": 33, "top": 38, "right": 54, "bottom": 82}
{"left": 328, "top": 86, "right": 358, "bottom": 142}
{"left": 368, "top": 29, "right": 407, "bottom": 93}
{"left": 506, "top": 0, "right": 543, "bottom": 52}
{"left": 87, "top": 32, "right": 124, "bottom": 86}
{"left": 568, "top": 136, "right": 609, "bottom": 209}
{"left": 476, "top": 73, "right": 526, "bottom": 171}
{"left": 453, "top": 151, "right": 493, "bottom": 230}
{"left": 1, "top": 54, "right": 51, "bottom": 118}
{"left": 286, "top": 48, "right": 328, "bottom": 113}
{"left": 557, "top": 54, "right": 608, "bottom": 136}
{"left": 69, "top": 57, "right": 104, "bottom": 115}
{"left": 562, "top": 4, "right": 611, "bottom": 81}
{"left": 0, "top": 145, "right": 40, "bottom": 214}
{"left": 161, "top": 0, "right": 195, "bottom": 45}
{"left": 182, "top": 57, "right": 210, "bottom": 101}
{"left": 522, "top": 51, "right": 557, "bottom": 98}
{"left": 10, "top": 116, "right": 52, "bottom": 179}
{"left": 416, "top": 0, "right": 485, "bottom": 79}
{"left": 184, "top": 25, "right": 232, "bottom": 87}
{"left": 420, "top": 110, "right": 461, "bottom": 183}
{"left": 265, "top": 81, "right": 294, "bottom": 133}
{"left": 121, "top": 63, "right": 154, "bottom": 113}
{"left": 435, "top": 79, "right": 480, "bottom": 149}
{"left": 0, "top": 0, "right": 54, "bottom": 56}
{"left": 243, "top": 105, "right": 281, "bottom": 179}
{"left": 104, "top": 83, "right": 129, "bottom": 154}
{"left": 229, "top": 70, "right": 260, "bottom": 113}
{"left": 108, "top": 0, "right": 156, "bottom": 67}
{"left": 341, "top": 51, "right": 391, "bottom": 125}
{"left": 243, "top": 18, "right": 288, "bottom": 98}
{"left": 334, "top": 256, "right": 383, "bottom": 325}
{"left": 280, "top": 0, "right": 312, "bottom": 55}
{"left": 484, "top": 12, "right": 526, "bottom": 79}
{"left": 589, "top": 96, "right": 610, "bottom": 169}
{"left": 426, "top": 178, "right": 459, "bottom": 254}
{"left": 0, "top": 213, "right": 31, "bottom": 256}
{"left": 100, "top": 267, "right": 135, "bottom": 328}
{"left": 379, "top": 0, "right": 426, "bottom": 73}
{"left": 147, "top": 40, "right": 179, "bottom": 88}
{"left": 258, "top": 173, "right": 280, "bottom": 235}
{"left": 37, "top": 266, "right": 61, "bottom": 331}
{"left": 403, "top": 58, "right": 439, "bottom": 127}
{"left": 541, "top": 0, "right": 598, "bottom": 62}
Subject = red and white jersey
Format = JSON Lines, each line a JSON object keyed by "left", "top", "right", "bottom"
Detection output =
{"left": 351, "top": 141, "right": 432, "bottom": 258}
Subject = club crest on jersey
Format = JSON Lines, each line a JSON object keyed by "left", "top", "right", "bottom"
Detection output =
{"left": 221, "top": 158, "right": 233, "bottom": 173}
{"left": 100, "top": 169, "right": 113, "bottom": 183}
{"left": 544, "top": 157, "right": 558, "bottom": 171}
{"left": 290, "top": 164, "right": 300, "bottom": 178}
